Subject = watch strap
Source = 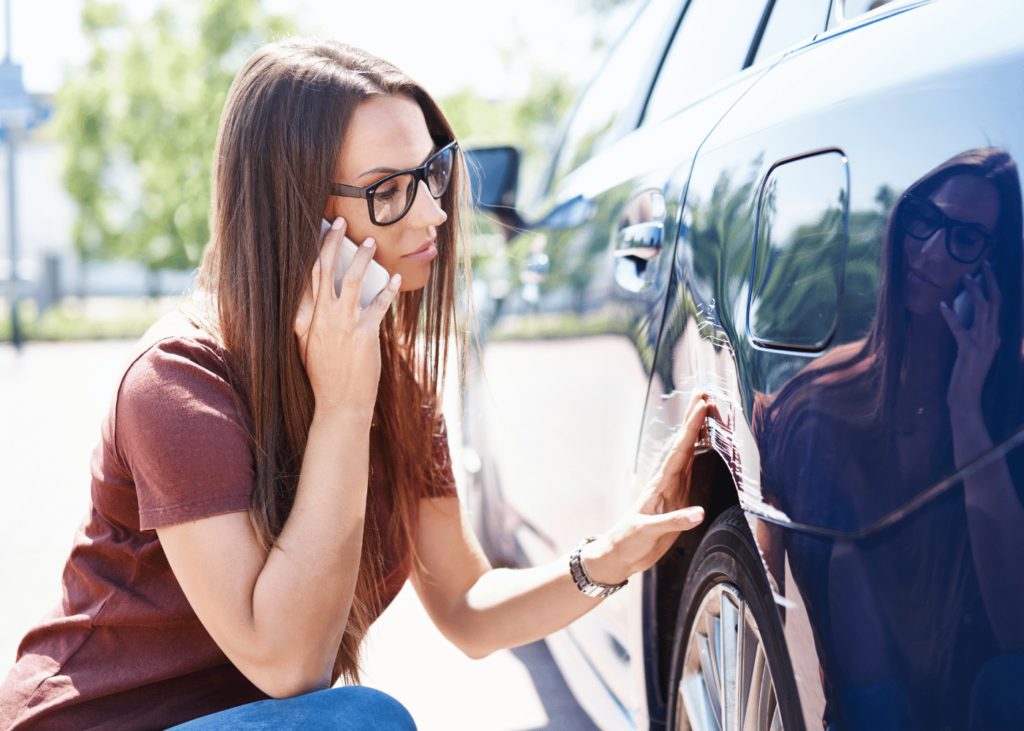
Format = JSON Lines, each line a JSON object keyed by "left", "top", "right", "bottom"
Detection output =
{"left": 569, "top": 536, "right": 628, "bottom": 599}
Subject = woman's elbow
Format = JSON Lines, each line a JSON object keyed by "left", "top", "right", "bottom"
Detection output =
{"left": 253, "top": 665, "right": 331, "bottom": 699}
{"left": 443, "top": 626, "right": 500, "bottom": 660}
{"left": 458, "top": 642, "right": 495, "bottom": 661}
{"left": 236, "top": 648, "right": 334, "bottom": 699}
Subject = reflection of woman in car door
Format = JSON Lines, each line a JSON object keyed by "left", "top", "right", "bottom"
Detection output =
{"left": 754, "top": 149, "right": 1024, "bottom": 730}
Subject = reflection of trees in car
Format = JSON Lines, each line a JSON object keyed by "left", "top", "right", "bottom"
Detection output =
{"left": 839, "top": 185, "right": 896, "bottom": 341}
{"left": 754, "top": 148, "right": 1024, "bottom": 730}
{"left": 751, "top": 182, "right": 896, "bottom": 351}
{"left": 652, "top": 155, "right": 899, "bottom": 407}
{"left": 750, "top": 181, "right": 846, "bottom": 347}
{"left": 650, "top": 160, "right": 765, "bottom": 401}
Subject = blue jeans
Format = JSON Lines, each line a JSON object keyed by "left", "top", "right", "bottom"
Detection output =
{"left": 166, "top": 686, "right": 417, "bottom": 730}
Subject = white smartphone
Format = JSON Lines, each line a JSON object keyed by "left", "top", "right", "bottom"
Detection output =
{"left": 952, "top": 269, "right": 988, "bottom": 329}
{"left": 319, "top": 219, "right": 391, "bottom": 308}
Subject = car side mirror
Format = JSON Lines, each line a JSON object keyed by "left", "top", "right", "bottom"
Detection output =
{"left": 465, "top": 146, "right": 526, "bottom": 239}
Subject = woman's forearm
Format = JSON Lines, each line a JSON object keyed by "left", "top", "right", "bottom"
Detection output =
{"left": 952, "top": 406, "right": 1024, "bottom": 655}
{"left": 247, "top": 405, "right": 373, "bottom": 692}
{"left": 439, "top": 542, "right": 617, "bottom": 659}
{"left": 415, "top": 393, "right": 708, "bottom": 661}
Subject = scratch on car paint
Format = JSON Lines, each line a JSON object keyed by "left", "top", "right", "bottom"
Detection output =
{"left": 773, "top": 590, "right": 797, "bottom": 609}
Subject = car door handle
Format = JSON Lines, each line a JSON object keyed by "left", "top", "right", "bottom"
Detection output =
{"left": 614, "top": 222, "right": 663, "bottom": 261}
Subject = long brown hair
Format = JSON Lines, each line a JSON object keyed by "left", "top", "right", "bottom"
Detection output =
{"left": 191, "top": 38, "right": 468, "bottom": 683}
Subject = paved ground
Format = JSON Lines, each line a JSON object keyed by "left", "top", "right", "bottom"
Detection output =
{"left": 0, "top": 339, "right": 597, "bottom": 731}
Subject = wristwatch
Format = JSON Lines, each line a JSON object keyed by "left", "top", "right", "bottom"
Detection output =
{"left": 569, "top": 536, "right": 628, "bottom": 599}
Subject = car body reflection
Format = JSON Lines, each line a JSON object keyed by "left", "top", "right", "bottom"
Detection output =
{"left": 751, "top": 149, "right": 1024, "bottom": 729}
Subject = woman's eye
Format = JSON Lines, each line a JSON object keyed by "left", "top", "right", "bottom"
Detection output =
{"left": 375, "top": 182, "right": 399, "bottom": 202}
{"left": 916, "top": 208, "right": 940, "bottom": 228}
{"left": 954, "top": 228, "right": 982, "bottom": 248}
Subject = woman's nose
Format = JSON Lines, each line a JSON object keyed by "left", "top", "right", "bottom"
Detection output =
{"left": 409, "top": 180, "right": 448, "bottom": 228}
{"left": 917, "top": 227, "right": 949, "bottom": 263}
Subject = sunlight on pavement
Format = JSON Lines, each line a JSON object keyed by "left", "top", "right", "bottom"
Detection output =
{"left": 362, "top": 584, "right": 550, "bottom": 731}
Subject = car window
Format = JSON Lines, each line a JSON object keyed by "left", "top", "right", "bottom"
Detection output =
{"left": 842, "top": 0, "right": 896, "bottom": 20}
{"left": 642, "top": 0, "right": 768, "bottom": 127}
{"left": 548, "top": 0, "right": 680, "bottom": 191}
{"left": 753, "top": 0, "right": 831, "bottom": 65}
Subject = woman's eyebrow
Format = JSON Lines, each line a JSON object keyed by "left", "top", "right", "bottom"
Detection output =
{"left": 358, "top": 143, "right": 440, "bottom": 180}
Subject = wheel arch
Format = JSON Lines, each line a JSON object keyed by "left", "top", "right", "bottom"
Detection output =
{"left": 644, "top": 447, "right": 741, "bottom": 724}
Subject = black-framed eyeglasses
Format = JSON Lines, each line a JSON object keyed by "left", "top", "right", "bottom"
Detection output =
{"left": 900, "top": 192, "right": 998, "bottom": 264}
{"left": 331, "top": 140, "right": 458, "bottom": 226}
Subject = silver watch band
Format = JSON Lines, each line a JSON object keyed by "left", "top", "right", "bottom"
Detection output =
{"left": 569, "top": 536, "right": 628, "bottom": 599}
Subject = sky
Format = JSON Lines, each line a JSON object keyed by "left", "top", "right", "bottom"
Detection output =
{"left": 3, "top": 0, "right": 637, "bottom": 100}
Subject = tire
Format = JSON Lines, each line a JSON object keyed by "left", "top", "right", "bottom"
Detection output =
{"left": 667, "top": 507, "right": 802, "bottom": 731}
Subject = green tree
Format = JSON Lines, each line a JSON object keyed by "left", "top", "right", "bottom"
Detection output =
{"left": 58, "top": 0, "right": 292, "bottom": 281}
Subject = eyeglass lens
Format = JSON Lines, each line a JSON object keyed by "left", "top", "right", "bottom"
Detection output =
{"left": 372, "top": 146, "right": 455, "bottom": 225}
{"left": 901, "top": 196, "right": 990, "bottom": 262}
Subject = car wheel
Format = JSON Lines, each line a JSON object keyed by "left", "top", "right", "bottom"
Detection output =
{"left": 667, "top": 507, "right": 801, "bottom": 731}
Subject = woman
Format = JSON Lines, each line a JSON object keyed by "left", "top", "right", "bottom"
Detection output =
{"left": 754, "top": 148, "right": 1024, "bottom": 730}
{"left": 0, "top": 39, "right": 707, "bottom": 730}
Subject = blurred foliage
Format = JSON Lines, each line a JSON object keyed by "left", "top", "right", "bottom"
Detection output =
{"left": 441, "top": 70, "right": 576, "bottom": 212}
{"left": 58, "top": 0, "right": 292, "bottom": 273}
{"left": 0, "top": 297, "right": 177, "bottom": 341}
{"left": 442, "top": 71, "right": 575, "bottom": 145}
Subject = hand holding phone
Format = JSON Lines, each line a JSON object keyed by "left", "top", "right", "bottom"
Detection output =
{"left": 319, "top": 219, "right": 391, "bottom": 308}
{"left": 952, "top": 269, "right": 989, "bottom": 330}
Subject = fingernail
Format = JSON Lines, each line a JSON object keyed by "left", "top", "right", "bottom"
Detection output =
{"left": 392, "top": 274, "right": 402, "bottom": 288}
{"left": 688, "top": 508, "right": 705, "bottom": 524}
{"left": 363, "top": 237, "right": 376, "bottom": 249}
{"left": 940, "top": 301, "right": 950, "bottom": 309}
{"left": 331, "top": 217, "right": 345, "bottom": 230}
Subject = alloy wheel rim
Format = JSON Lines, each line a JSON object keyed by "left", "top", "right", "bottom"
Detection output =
{"left": 677, "top": 582, "right": 783, "bottom": 731}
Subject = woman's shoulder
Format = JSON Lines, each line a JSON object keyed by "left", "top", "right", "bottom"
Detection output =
{"left": 114, "top": 309, "right": 250, "bottom": 455}
{"left": 118, "top": 310, "right": 241, "bottom": 405}
{"left": 111, "top": 310, "right": 255, "bottom": 530}
{"left": 129, "top": 309, "right": 234, "bottom": 372}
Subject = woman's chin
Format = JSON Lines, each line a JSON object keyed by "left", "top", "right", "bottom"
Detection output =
{"left": 396, "top": 264, "right": 432, "bottom": 292}
{"left": 903, "top": 293, "right": 942, "bottom": 318}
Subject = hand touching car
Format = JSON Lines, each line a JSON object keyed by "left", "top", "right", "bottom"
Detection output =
{"left": 581, "top": 390, "right": 708, "bottom": 587}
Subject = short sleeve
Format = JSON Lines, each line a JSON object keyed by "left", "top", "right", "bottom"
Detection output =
{"left": 115, "top": 337, "right": 254, "bottom": 530}
{"left": 424, "top": 415, "right": 458, "bottom": 499}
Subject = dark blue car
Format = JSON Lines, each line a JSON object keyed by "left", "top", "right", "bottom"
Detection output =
{"left": 463, "top": 0, "right": 1024, "bottom": 729}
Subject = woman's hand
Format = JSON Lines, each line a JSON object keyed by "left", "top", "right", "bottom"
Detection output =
{"left": 940, "top": 259, "right": 1001, "bottom": 416}
{"left": 582, "top": 390, "right": 708, "bottom": 586}
{"left": 294, "top": 217, "right": 401, "bottom": 416}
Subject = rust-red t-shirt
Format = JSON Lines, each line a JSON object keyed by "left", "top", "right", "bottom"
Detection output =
{"left": 0, "top": 313, "right": 455, "bottom": 731}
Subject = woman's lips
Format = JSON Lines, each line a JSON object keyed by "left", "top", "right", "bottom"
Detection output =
{"left": 403, "top": 240, "right": 438, "bottom": 262}
{"left": 908, "top": 268, "right": 937, "bottom": 288}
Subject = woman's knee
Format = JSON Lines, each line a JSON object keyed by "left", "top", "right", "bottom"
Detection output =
{"left": 325, "top": 686, "right": 417, "bottom": 730}
{"left": 970, "top": 655, "right": 1024, "bottom": 731}
{"left": 168, "top": 685, "right": 416, "bottom": 731}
